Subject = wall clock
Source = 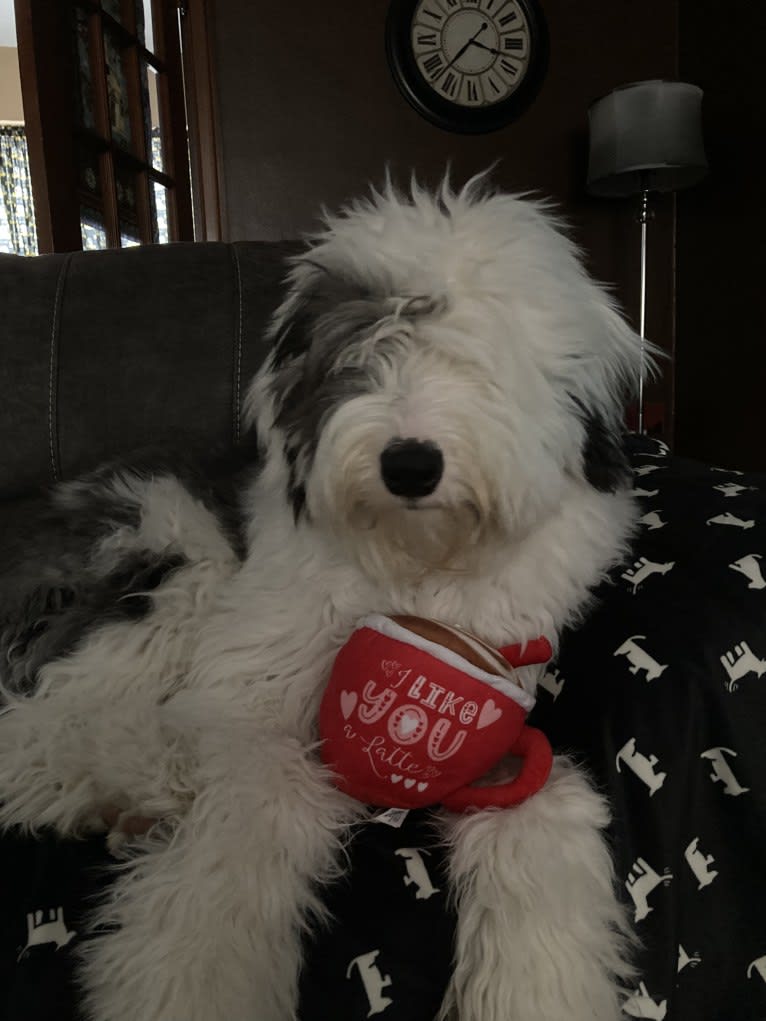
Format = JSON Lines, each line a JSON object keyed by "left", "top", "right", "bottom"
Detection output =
{"left": 386, "top": 0, "right": 549, "bottom": 134}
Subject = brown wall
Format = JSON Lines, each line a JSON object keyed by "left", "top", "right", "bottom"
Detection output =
{"left": 0, "top": 46, "right": 24, "bottom": 122}
{"left": 677, "top": 2, "right": 765, "bottom": 471}
{"left": 211, "top": 0, "right": 679, "bottom": 432}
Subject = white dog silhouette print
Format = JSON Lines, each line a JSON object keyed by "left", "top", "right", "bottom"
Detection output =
{"left": 713, "top": 482, "right": 755, "bottom": 497}
{"left": 730, "top": 554, "right": 765, "bottom": 590}
{"left": 747, "top": 955, "right": 766, "bottom": 985}
{"left": 720, "top": 641, "right": 766, "bottom": 691}
{"left": 394, "top": 848, "right": 440, "bottom": 901}
{"left": 616, "top": 738, "right": 666, "bottom": 796}
{"left": 623, "top": 981, "right": 667, "bottom": 1019}
{"left": 684, "top": 837, "right": 718, "bottom": 890}
{"left": 625, "top": 858, "right": 673, "bottom": 922}
{"left": 700, "top": 747, "right": 749, "bottom": 797}
{"left": 538, "top": 666, "right": 566, "bottom": 700}
{"left": 18, "top": 907, "right": 76, "bottom": 960}
{"left": 614, "top": 636, "right": 668, "bottom": 681}
{"left": 621, "top": 557, "right": 675, "bottom": 594}
{"left": 347, "top": 950, "right": 393, "bottom": 1017}
{"left": 706, "top": 512, "right": 755, "bottom": 530}
{"left": 677, "top": 945, "right": 701, "bottom": 973}
{"left": 640, "top": 511, "right": 666, "bottom": 531}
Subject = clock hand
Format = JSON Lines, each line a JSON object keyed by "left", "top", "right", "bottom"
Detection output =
{"left": 444, "top": 21, "right": 489, "bottom": 70}
{"left": 470, "top": 39, "right": 503, "bottom": 57}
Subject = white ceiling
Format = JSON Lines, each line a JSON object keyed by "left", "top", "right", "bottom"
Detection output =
{"left": 0, "top": 2, "right": 17, "bottom": 48}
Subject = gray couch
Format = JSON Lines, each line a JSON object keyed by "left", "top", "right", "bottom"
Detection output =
{"left": 1, "top": 242, "right": 297, "bottom": 502}
{"left": 1, "top": 242, "right": 763, "bottom": 1021}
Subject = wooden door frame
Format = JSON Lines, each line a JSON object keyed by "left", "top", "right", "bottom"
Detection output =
{"left": 14, "top": 0, "right": 224, "bottom": 251}
{"left": 15, "top": 0, "right": 81, "bottom": 252}
{"left": 181, "top": 0, "right": 226, "bottom": 241}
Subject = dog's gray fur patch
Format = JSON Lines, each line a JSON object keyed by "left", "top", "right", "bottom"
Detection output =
{"left": 0, "top": 445, "right": 256, "bottom": 697}
{"left": 569, "top": 398, "right": 631, "bottom": 493}
{"left": 270, "top": 269, "right": 443, "bottom": 519}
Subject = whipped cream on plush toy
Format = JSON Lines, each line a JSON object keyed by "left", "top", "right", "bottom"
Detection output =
{"left": 320, "top": 614, "right": 553, "bottom": 812}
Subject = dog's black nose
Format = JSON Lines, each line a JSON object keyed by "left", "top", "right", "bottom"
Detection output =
{"left": 380, "top": 439, "right": 444, "bottom": 499}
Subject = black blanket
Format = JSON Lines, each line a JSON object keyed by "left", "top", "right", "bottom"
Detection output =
{"left": 1, "top": 437, "right": 764, "bottom": 1021}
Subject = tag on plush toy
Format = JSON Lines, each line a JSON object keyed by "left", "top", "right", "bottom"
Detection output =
{"left": 371, "top": 807, "right": 410, "bottom": 828}
{"left": 319, "top": 614, "right": 553, "bottom": 812}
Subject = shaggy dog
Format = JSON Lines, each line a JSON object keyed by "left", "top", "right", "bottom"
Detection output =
{"left": 0, "top": 177, "right": 645, "bottom": 1021}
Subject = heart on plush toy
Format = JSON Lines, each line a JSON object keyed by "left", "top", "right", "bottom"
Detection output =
{"left": 340, "top": 690, "right": 357, "bottom": 720}
{"left": 319, "top": 614, "right": 554, "bottom": 812}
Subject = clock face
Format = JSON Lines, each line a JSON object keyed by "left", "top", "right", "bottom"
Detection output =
{"left": 411, "top": 1, "right": 531, "bottom": 109}
{"left": 386, "top": 0, "right": 547, "bottom": 133}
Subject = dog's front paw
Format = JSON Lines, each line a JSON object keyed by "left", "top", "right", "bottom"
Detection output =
{"left": 100, "top": 788, "right": 192, "bottom": 855}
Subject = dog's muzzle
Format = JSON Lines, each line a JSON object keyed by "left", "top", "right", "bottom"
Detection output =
{"left": 380, "top": 439, "right": 444, "bottom": 499}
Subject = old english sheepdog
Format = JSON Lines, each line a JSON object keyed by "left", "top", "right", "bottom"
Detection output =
{"left": 0, "top": 177, "right": 646, "bottom": 1021}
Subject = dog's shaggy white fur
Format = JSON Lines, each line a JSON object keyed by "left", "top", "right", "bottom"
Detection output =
{"left": 0, "top": 177, "right": 645, "bottom": 1021}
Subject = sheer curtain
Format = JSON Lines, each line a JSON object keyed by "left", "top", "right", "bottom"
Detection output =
{"left": 0, "top": 126, "right": 38, "bottom": 256}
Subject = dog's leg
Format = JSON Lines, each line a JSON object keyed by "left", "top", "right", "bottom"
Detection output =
{"left": 436, "top": 758, "right": 634, "bottom": 1021}
{"left": 0, "top": 690, "right": 196, "bottom": 836}
{"left": 79, "top": 719, "right": 361, "bottom": 1021}
{"left": 0, "top": 554, "right": 235, "bottom": 838}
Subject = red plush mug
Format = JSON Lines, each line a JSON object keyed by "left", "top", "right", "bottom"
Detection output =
{"left": 319, "top": 614, "right": 553, "bottom": 812}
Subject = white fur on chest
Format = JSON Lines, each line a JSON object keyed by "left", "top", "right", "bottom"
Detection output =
{"left": 185, "top": 473, "right": 634, "bottom": 750}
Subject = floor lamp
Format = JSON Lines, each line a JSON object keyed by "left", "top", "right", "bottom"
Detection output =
{"left": 587, "top": 80, "right": 708, "bottom": 434}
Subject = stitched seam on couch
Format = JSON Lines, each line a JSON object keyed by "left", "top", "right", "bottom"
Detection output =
{"left": 47, "top": 253, "right": 73, "bottom": 484}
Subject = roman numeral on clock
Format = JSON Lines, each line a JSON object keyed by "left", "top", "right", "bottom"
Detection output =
{"left": 499, "top": 10, "right": 519, "bottom": 26}
{"left": 416, "top": 31, "right": 438, "bottom": 46}
{"left": 500, "top": 58, "right": 518, "bottom": 75}
{"left": 423, "top": 52, "right": 445, "bottom": 78}
{"left": 422, "top": 7, "right": 443, "bottom": 21}
{"left": 465, "top": 78, "right": 479, "bottom": 102}
{"left": 503, "top": 35, "right": 524, "bottom": 49}
{"left": 442, "top": 70, "right": 458, "bottom": 97}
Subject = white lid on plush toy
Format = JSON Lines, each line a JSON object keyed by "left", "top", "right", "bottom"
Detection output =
{"left": 359, "top": 614, "right": 536, "bottom": 713}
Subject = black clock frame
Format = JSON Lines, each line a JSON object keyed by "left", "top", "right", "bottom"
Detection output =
{"left": 385, "top": 0, "right": 549, "bottom": 134}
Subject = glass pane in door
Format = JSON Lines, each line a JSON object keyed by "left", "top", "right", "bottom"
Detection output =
{"left": 138, "top": 0, "right": 155, "bottom": 54}
{"left": 104, "top": 29, "right": 133, "bottom": 149}
{"left": 73, "top": 8, "right": 96, "bottom": 130}
{"left": 152, "top": 181, "right": 168, "bottom": 243}
{"left": 81, "top": 207, "right": 108, "bottom": 249}
{"left": 143, "top": 64, "right": 164, "bottom": 172}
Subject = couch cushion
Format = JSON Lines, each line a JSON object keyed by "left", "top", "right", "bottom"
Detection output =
{"left": 0, "top": 241, "right": 297, "bottom": 502}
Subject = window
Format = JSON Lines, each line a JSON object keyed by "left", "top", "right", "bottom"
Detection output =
{"left": 15, "top": 0, "right": 198, "bottom": 251}
{"left": 0, "top": 124, "right": 38, "bottom": 254}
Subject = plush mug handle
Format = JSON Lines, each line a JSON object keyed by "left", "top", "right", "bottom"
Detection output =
{"left": 440, "top": 726, "right": 553, "bottom": 812}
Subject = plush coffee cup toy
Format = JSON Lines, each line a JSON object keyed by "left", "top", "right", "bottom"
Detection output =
{"left": 319, "top": 614, "right": 553, "bottom": 812}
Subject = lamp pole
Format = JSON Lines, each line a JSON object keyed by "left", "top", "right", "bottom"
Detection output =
{"left": 637, "top": 186, "right": 651, "bottom": 435}
{"left": 587, "top": 81, "right": 708, "bottom": 439}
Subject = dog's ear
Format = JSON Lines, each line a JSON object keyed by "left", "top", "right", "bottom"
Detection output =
{"left": 580, "top": 406, "right": 632, "bottom": 493}
{"left": 568, "top": 395, "right": 631, "bottom": 493}
{"left": 567, "top": 281, "right": 661, "bottom": 492}
{"left": 272, "top": 291, "right": 316, "bottom": 369}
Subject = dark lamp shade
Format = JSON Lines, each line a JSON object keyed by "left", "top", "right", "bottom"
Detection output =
{"left": 587, "top": 80, "right": 708, "bottom": 197}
